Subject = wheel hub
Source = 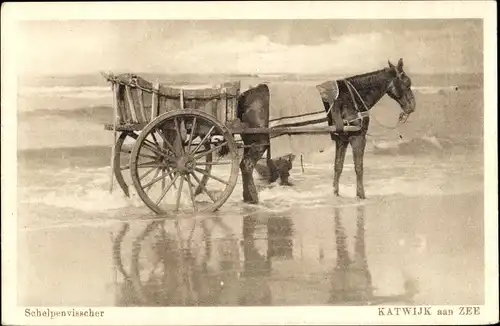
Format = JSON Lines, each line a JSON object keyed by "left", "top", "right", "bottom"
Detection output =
{"left": 176, "top": 156, "right": 195, "bottom": 173}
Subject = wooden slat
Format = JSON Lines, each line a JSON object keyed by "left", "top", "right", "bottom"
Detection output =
{"left": 114, "top": 85, "right": 125, "bottom": 124}
{"left": 151, "top": 80, "right": 159, "bottom": 121}
{"left": 214, "top": 85, "right": 225, "bottom": 122}
{"left": 110, "top": 73, "right": 240, "bottom": 99}
{"left": 137, "top": 88, "right": 147, "bottom": 123}
{"left": 125, "top": 85, "right": 138, "bottom": 123}
{"left": 222, "top": 87, "right": 228, "bottom": 123}
{"left": 113, "top": 83, "right": 122, "bottom": 124}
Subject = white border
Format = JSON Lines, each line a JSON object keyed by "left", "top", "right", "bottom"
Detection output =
{"left": 2, "top": 1, "right": 498, "bottom": 325}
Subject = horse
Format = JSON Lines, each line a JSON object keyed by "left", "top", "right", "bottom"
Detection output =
{"left": 235, "top": 58, "right": 415, "bottom": 203}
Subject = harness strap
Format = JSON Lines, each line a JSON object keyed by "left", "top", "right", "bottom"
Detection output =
{"left": 326, "top": 101, "right": 335, "bottom": 116}
{"left": 345, "top": 81, "right": 360, "bottom": 113}
{"left": 345, "top": 80, "right": 370, "bottom": 112}
{"left": 343, "top": 111, "right": 370, "bottom": 125}
{"left": 344, "top": 80, "right": 367, "bottom": 126}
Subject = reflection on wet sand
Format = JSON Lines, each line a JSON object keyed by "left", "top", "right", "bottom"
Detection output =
{"left": 329, "top": 206, "right": 418, "bottom": 305}
{"left": 113, "top": 217, "right": 240, "bottom": 306}
{"left": 112, "top": 206, "right": 418, "bottom": 306}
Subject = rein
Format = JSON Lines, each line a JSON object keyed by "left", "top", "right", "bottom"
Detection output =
{"left": 343, "top": 76, "right": 408, "bottom": 130}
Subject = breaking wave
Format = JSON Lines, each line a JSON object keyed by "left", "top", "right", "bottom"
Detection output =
{"left": 371, "top": 135, "right": 482, "bottom": 156}
{"left": 17, "top": 84, "right": 469, "bottom": 110}
{"left": 19, "top": 85, "right": 112, "bottom": 99}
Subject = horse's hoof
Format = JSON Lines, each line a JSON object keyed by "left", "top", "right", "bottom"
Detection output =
{"left": 243, "top": 191, "right": 259, "bottom": 204}
{"left": 357, "top": 194, "right": 366, "bottom": 200}
{"left": 243, "top": 198, "right": 259, "bottom": 205}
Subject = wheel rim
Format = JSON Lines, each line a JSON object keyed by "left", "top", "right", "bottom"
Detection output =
{"left": 130, "top": 110, "right": 239, "bottom": 215}
{"left": 114, "top": 132, "right": 139, "bottom": 197}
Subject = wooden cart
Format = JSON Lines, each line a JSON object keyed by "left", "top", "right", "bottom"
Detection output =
{"left": 102, "top": 73, "right": 360, "bottom": 215}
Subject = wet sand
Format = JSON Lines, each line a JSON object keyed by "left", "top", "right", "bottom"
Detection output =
{"left": 18, "top": 191, "right": 483, "bottom": 306}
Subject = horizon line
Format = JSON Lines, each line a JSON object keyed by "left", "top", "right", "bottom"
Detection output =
{"left": 20, "top": 71, "right": 484, "bottom": 78}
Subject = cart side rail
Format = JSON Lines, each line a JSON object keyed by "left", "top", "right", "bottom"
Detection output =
{"left": 101, "top": 72, "right": 241, "bottom": 126}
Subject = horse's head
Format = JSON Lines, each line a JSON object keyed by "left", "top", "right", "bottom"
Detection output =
{"left": 386, "top": 58, "right": 416, "bottom": 123}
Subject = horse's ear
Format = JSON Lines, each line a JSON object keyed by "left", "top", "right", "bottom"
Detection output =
{"left": 388, "top": 60, "right": 396, "bottom": 70}
{"left": 397, "top": 58, "right": 404, "bottom": 70}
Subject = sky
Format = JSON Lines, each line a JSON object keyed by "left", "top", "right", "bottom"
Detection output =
{"left": 16, "top": 19, "right": 483, "bottom": 76}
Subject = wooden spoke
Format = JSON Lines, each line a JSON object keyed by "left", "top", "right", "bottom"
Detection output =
{"left": 140, "top": 140, "right": 164, "bottom": 156}
{"left": 138, "top": 160, "right": 158, "bottom": 168}
{"left": 191, "top": 148, "right": 211, "bottom": 156}
{"left": 190, "top": 126, "right": 215, "bottom": 155}
{"left": 195, "top": 161, "right": 232, "bottom": 166}
{"left": 150, "top": 132, "right": 160, "bottom": 147}
{"left": 155, "top": 172, "right": 179, "bottom": 205}
{"left": 138, "top": 152, "right": 158, "bottom": 160}
{"left": 174, "top": 117, "right": 182, "bottom": 139}
{"left": 175, "top": 175, "right": 185, "bottom": 211}
{"left": 145, "top": 168, "right": 161, "bottom": 192}
{"left": 193, "top": 141, "right": 228, "bottom": 160}
{"left": 187, "top": 117, "right": 197, "bottom": 149}
{"left": 190, "top": 172, "right": 216, "bottom": 203}
{"left": 185, "top": 174, "right": 197, "bottom": 211}
{"left": 142, "top": 138, "right": 172, "bottom": 159}
{"left": 161, "top": 168, "right": 166, "bottom": 191}
{"left": 139, "top": 166, "right": 158, "bottom": 181}
{"left": 194, "top": 167, "right": 230, "bottom": 185}
{"left": 155, "top": 127, "right": 178, "bottom": 155}
{"left": 174, "top": 117, "right": 185, "bottom": 155}
{"left": 121, "top": 161, "right": 158, "bottom": 171}
{"left": 165, "top": 166, "right": 178, "bottom": 189}
{"left": 142, "top": 168, "right": 178, "bottom": 189}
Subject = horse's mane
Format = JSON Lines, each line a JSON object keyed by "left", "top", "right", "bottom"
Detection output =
{"left": 345, "top": 68, "right": 392, "bottom": 91}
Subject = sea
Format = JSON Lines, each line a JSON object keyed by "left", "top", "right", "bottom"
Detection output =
{"left": 16, "top": 72, "right": 485, "bottom": 306}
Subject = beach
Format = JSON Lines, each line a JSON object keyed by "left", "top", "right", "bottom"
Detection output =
{"left": 16, "top": 72, "right": 485, "bottom": 306}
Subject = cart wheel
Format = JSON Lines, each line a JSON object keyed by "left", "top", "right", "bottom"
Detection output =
{"left": 115, "top": 132, "right": 211, "bottom": 199}
{"left": 129, "top": 220, "right": 170, "bottom": 306}
{"left": 113, "top": 131, "right": 139, "bottom": 197}
{"left": 130, "top": 110, "right": 239, "bottom": 215}
{"left": 128, "top": 219, "right": 219, "bottom": 306}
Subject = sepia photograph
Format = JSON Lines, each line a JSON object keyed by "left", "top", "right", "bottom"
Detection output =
{"left": 2, "top": 1, "right": 498, "bottom": 325}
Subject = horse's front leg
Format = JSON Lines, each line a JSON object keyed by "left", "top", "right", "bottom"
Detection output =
{"left": 349, "top": 135, "right": 367, "bottom": 199}
{"left": 333, "top": 138, "right": 348, "bottom": 196}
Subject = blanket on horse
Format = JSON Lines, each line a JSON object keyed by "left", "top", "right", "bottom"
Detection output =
{"left": 267, "top": 81, "right": 338, "bottom": 128}
{"left": 265, "top": 81, "right": 339, "bottom": 159}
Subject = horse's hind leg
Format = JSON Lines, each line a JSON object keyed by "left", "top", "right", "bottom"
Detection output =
{"left": 333, "top": 138, "right": 348, "bottom": 196}
{"left": 349, "top": 135, "right": 367, "bottom": 199}
{"left": 240, "top": 142, "right": 267, "bottom": 204}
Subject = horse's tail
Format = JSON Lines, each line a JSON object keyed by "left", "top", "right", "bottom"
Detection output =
{"left": 217, "top": 89, "right": 247, "bottom": 158}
